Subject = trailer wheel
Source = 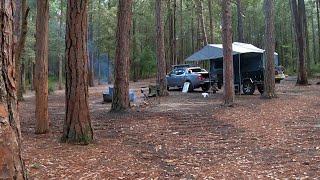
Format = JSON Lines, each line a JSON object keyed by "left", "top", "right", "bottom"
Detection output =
{"left": 242, "top": 80, "right": 255, "bottom": 95}
{"left": 257, "top": 85, "right": 264, "bottom": 94}
{"left": 201, "top": 85, "right": 210, "bottom": 92}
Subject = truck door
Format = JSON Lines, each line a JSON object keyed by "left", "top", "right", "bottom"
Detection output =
{"left": 175, "top": 68, "right": 186, "bottom": 87}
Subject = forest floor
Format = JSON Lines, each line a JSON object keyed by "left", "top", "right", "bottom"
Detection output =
{"left": 20, "top": 77, "right": 320, "bottom": 179}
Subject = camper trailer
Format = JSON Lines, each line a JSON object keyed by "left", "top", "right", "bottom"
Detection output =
{"left": 185, "top": 42, "right": 282, "bottom": 95}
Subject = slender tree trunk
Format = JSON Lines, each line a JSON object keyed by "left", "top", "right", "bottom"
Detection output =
{"left": 35, "top": 0, "right": 49, "bottom": 134}
{"left": 132, "top": 2, "right": 138, "bottom": 82}
{"left": 97, "top": 0, "right": 102, "bottom": 85}
{"left": 179, "top": 0, "right": 184, "bottom": 63}
{"left": 110, "top": 0, "right": 132, "bottom": 112}
{"left": 16, "top": 0, "right": 29, "bottom": 101}
{"left": 191, "top": 5, "right": 195, "bottom": 52}
{"left": 262, "top": 0, "right": 276, "bottom": 99}
{"left": 208, "top": 0, "right": 214, "bottom": 43}
{"left": 222, "top": 0, "right": 234, "bottom": 106}
{"left": 21, "top": 62, "right": 26, "bottom": 93}
{"left": 316, "top": 0, "right": 320, "bottom": 63}
{"left": 98, "top": 51, "right": 101, "bottom": 85}
{"left": 156, "top": 0, "right": 169, "bottom": 96}
{"left": 236, "top": 0, "right": 244, "bottom": 42}
{"left": 30, "top": 62, "right": 35, "bottom": 91}
{"left": 0, "top": 0, "right": 28, "bottom": 178}
{"left": 291, "top": 0, "right": 308, "bottom": 85}
{"left": 197, "top": 18, "right": 201, "bottom": 50}
{"left": 88, "top": 5, "right": 94, "bottom": 87}
{"left": 311, "top": 0, "right": 317, "bottom": 64}
{"left": 300, "top": 0, "right": 311, "bottom": 74}
{"left": 58, "top": 0, "right": 63, "bottom": 90}
{"left": 62, "top": 0, "right": 93, "bottom": 144}
{"left": 173, "top": 0, "right": 177, "bottom": 64}
{"left": 168, "top": 1, "right": 174, "bottom": 66}
{"left": 197, "top": 0, "right": 208, "bottom": 46}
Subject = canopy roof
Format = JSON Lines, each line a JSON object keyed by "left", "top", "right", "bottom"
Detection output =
{"left": 185, "top": 42, "right": 270, "bottom": 62}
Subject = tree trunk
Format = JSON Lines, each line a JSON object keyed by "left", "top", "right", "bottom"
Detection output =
{"left": 291, "top": 0, "right": 308, "bottom": 85}
{"left": 110, "top": 0, "right": 132, "bottom": 112}
{"left": 222, "top": 0, "right": 234, "bottom": 107}
{"left": 16, "top": 0, "right": 29, "bottom": 101}
{"left": 173, "top": 0, "right": 177, "bottom": 64}
{"left": 98, "top": 51, "right": 101, "bottom": 85}
{"left": 132, "top": 2, "right": 138, "bottom": 82}
{"left": 191, "top": 5, "right": 195, "bottom": 52}
{"left": 317, "top": 0, "right": 320, "bottom": 63}
{"left": 58, "top": 0, "right": 63, "bottom": 90}
{"left": 179, "top": 0, "right": 184, "bottom": 63}
{"left": 262, "top": 0, "right": 276, "bottom": 99}
{"left": 311, "top": 0, "right": 317, "bottom": 64}
{"left": 35, "top": 0, "right": 49, "bottom": 134}
{"left": 88, "top": 5, "right": 94, "bottom": 87}
{"left": 156, "top": 0, "right": 169, "bottom": 97}
{"left": 208, "top": 0, "right": 214, "bottom": 44}
{"left": 21, "top": 62, "right": 26, "bottom": 93}
{"left": 0, "top": 0, "right": 28, "bottom": 178}
{"left": 62, "top": 0, "right": 93, "bottom": 144}
{"left": 197, "top": 0, "right": 208, "bottom": 46}
{"left": 30, "top": 62, "right": 35, "bottom": 91}
{"left": 300, "top": 0, "right": 311, "bottom": 75}
{"left": 236, "top": 0, "right": 244, "bottom": 42}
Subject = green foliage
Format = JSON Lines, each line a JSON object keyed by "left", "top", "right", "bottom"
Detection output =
{"left": 48, "top": 76, "right": 57, "bottom": 94}
{"left": 23, "top": 0, "right": 320, "bottom": 84}
{"left": 310, "top": 64, "right": 320, "bottom": 77}
{"left": 136, "top": 47, "right": 157, "bottom": 79}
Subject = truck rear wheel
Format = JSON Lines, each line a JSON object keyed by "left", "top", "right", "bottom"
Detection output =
{"left": 187, "top": 81, "right": 194, "bottom": 92}
{"left": 242, "top": 80, "right": 255, "bottom": 95}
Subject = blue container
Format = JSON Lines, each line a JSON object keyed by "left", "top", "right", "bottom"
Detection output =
{"left": 109, "top": 86, "right": 114, "bottom": 96}
{"left": 129, "top": 89, "right": 135, "bottom": 102}
{"left": 106, "top": 86, "right": 134, "bottom": 102}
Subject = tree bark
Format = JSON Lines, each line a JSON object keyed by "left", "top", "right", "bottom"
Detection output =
{"left": 311, "top": 0, "right": 317, "bottom": 64}
{"left": 62, "top": 0, "right": 93, "bottom": 144}
{"left": 299, "top": 0, "right": 311, "bottom": 75}
{"left": 222, "top": 0, "right": 234, "bottom": 106}
{"left": 208, "top": 0, "right": 214, "bottom": 44}
{"left": 291, "top": 0, "right": 308, "bottom": 85}
{"left": 35, "top": 0, "right": 49, "bottom": 134}
{"left": 156, "top": 0, "right": 169, "bottom": 97}
{"left": 179, "top": 0, "right": 184, "bottom": 63}
{"left": 236, "top": 0, "right": 244, "bottom": 42}
{"left": 0, "top": 0, "right": 28, "bottom": 178}
{"left": 88, "top": 3, "right": 94, "bottom": 87}
{"left": 173, "top": 0, "right": 177, "bottom": 64}
{"left": 110, "top": 0, "right": 132, "bottom": 112}
{"left": 58, "top": 0, "right": 63, "bottom": 90}
{"left": 16, "top": 0, "right": 29, "bottom": 101}
{"left": 132, "top": 2, "right": 138, "bottom": 82}
{"left": 191, "top": 5, "right": 195, "bottom": 52}
{"left": 262, "top": 0, "right": 276, "bottom": 99}
{"left": 317, "top": 0, "right": 320, "bottom": 63}
{"left": 196, "top": 0, "right": 208, "bottom": 46}
{"left": 98, "top": 51, "right": 101, "bottom": 85}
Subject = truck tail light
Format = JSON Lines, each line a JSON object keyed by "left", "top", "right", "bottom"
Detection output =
{"left": 198, "top": 74, "right": 204, "bottom": 80}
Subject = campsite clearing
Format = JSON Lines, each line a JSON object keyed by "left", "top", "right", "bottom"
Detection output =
{"left": 21, "top": 77, "right": 320, "bottom": 179}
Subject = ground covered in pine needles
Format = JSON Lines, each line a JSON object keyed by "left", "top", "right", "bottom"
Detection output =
{"left": 20, "top": 77, "right": 320, "bottom": 179}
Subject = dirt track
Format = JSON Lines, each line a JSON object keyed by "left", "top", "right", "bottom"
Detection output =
{"left": 20, "top": 78, "right": 320, "bottom": 179}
